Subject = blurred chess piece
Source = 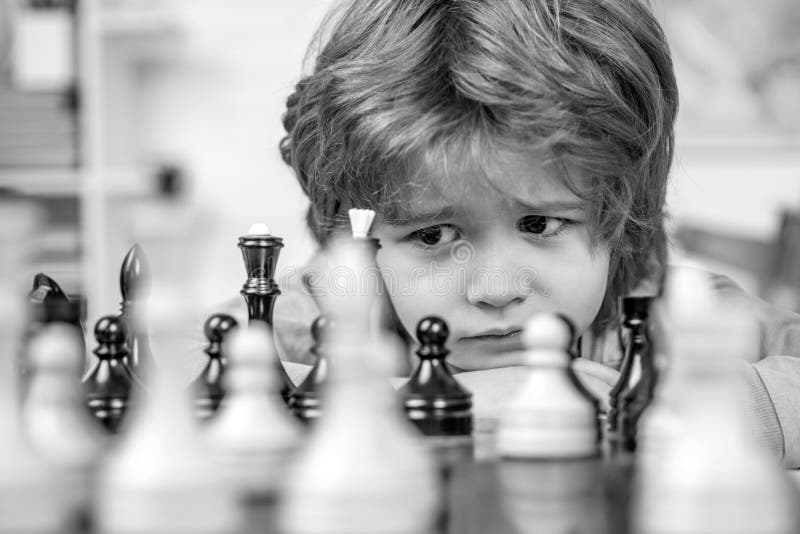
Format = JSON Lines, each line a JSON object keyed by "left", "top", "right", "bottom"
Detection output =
{"left": 399, "top": 316, "right": 473, "bottom": 463}
{"left": 119, "top": 244, "right": 155, "bottom": 378}
{"left": 238, "top": 223, "right": 295, "bottom": 402}
{"left": 192, "top": 313, "right": 238, "bottom": 421}
{"left": 634, "top": 268, "right": 797, "bottom": 534}
{"left": 497, "top": 458, "right": 609, "bottom": 534}
{"left": 607, "top": 297, "right": 656, "bottom": 453}
{"left": 289, "top": 315, "right": 333, "bottom": 423}
{"left": 204, "top": 322, "right": 302, "bottom": 502}
{"left": 84, "top": 315, "right": 142, "bottom": 433}
{"left": 0, "top": 198, "right": 70, "bottom": 532}
{"left": 278, "top": 237, "right": 438, "bottom": 534}
{"left": 496, "top": 313, "right": 600, "bottom": 460}
{"left": 24, "top": 322, "right": 107, "bottom": 530}
{"left": 94, "top": 284, "right": 243, "bottom": 534}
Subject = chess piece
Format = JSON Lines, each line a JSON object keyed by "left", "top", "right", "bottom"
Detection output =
{"left": 204, "top": 322, "right": 302, "bottom": 501}
{"left": 94, "top": 284, "right": 243, "bottom": 534}
{"left": 399, "top": 316, "right": 473, "bottom": 459}
{"left": 24, "top": 322, "right": 107, "bottom": 530}
{"left": 496, "top": 313, "right": 600, "bottom": 459}
{"left": 289, "top": 315, "right": 333, "bottom": 422}
{"left": 84, "top": 315, "right": 141, "bottom": 433}
{"left": 238, "top": 223, "right": 295, "bottom": 401}
{"left": 609, "top": 297, "right": 656, "bottom": 452}
{"left": 634, "top": 268, "right": 796, "bottom": 534}
{"left": 25, "top": 281, "right": 85, "bottom": 386}
{"left": 0, "top": 282, "right": 70, "bottom": 533}
{"left": 278, "top": 238, "right": 438, "bottom": 534}
{"left": 119, "top": 244, "right": 155, "bottom": 377}
{"left": 346, "top": 208, "right": 411, "bottom": 373}
{"left": 192, "top": 313, "right": 238, "bottom": 421}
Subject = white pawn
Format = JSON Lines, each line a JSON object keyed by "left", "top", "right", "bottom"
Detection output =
{"left": 204, "top": 321, "right": 302, "bottom": 499}
{"left": 634, "top": 268, "right": 796, "bottom": 534}
{"left": 24, "top": 322, "right": 107, "bottom": 526}
{"left": 94, "top": 285, "right": 242, "bottom": 534}
{"left": 496, "top": 314, "right": 599, "bottom": 459}
{"left": 0, "top": 294, "right": 69, "bottom": 533}
{"left": 278, "top": 237, "right": 438, "bottom": 534}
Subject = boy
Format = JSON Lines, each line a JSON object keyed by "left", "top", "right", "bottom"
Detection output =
{"left": 273, "top": 0, "right": 800, "bottom": 467}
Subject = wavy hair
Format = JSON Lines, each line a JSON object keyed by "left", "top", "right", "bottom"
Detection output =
{"left": 280, "top": 0, "right": 678, "bottom": 333}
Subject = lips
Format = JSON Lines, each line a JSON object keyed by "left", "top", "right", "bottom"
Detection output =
{"left": 461, "top": 327, "right": 523, "bottom": 340}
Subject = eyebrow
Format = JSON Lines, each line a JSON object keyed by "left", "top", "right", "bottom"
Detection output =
{"left": 512, "top": 198, "right": 586, "bottom": 214}
{"left": 384, "top": 199, "right": 585, "bottom": 227}
{"left": 383, "top": 206, "right": 458, "bottom": 227}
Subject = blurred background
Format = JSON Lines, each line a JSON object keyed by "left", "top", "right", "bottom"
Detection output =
{"left": 0, "top": 0, "right": 799, "bottom": 328}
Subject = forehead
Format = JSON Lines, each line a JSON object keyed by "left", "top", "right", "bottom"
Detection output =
{"left": 383, "top": 146, "right": 588, "bottom": 223}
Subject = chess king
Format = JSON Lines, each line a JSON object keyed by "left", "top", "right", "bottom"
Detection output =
{"left": 268, "top": 0, "right": 800, "bottom": 468}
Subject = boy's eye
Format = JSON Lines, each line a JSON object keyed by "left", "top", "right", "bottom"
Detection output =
{"left": 408, "top": 224, "right": 460, "bottom": 247}
{"left": 517, "top": 215, "right": 568, "bottom": 237}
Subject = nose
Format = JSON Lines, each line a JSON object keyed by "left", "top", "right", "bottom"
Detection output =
{"left": 465, "top": 241, "right": 531, "bottom": 310}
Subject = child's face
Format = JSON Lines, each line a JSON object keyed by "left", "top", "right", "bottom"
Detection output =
{"left": 372, "top": 148, "right": 610, "bottom": 371}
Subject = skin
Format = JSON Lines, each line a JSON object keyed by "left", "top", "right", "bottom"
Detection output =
{"left": 370, "top": 148, "right": 611, "bottom": 371}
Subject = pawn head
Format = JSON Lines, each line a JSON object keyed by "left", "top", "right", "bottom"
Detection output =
{"left": 203, "top": 313, "right": 239, "bottom": 343}
{"left": 310, "top": 315, "right": 334, "bottom": 344}
{"left": 522, "top": 314, "right": 571, "bottom": 352}
{"left": 94, "top": 315, "right": 127, "bottom": 345}
{"left": 416, "top": 316, "right": 449, "bottom": 347}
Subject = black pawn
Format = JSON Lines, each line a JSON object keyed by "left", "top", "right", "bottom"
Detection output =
{"left": 119, "top": 244, "right": 154, "bottom": 377}
{"left": 399, "top": 317, "right": 473, "bottom": 438}
{"left": 84, "top": 315, "right": 140, "bottom": 433}
{"left": 289, "top": 315, "right": 333, "bottom": 423}
{"left": 192, "top": 313, "right": 238, "bottom": 421}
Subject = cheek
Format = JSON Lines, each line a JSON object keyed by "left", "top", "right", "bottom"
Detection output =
{"left": 376, "top": 246, "right": 459, "bottom": 338}
{"left": 539, "top": 243, "right": 610, "bottom": 333}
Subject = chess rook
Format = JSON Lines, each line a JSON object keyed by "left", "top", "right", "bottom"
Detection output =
{"left": 119, "top": 244, "right": 154, "bottom": 377}
{"left": 238, "top": 225, "right": 294, "bottom": 401}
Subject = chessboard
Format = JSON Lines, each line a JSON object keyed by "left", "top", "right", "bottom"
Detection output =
{"left": 3, "top": 205, "right": 800, "bottom": 534}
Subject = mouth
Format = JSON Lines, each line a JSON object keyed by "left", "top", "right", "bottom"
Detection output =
{"left": 460, "top": 328, "right": 523, "bottom": 342}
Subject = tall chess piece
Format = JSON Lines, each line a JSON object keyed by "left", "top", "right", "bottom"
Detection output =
{"left": 119, "top": 244, "right": 154, "bottom": 377}
{"left": 204, "top": 323, "right": 302, "bottom": 502}
{"left": 609, "top": 297, "right": 656, "bottom": 452}
{"left": 24, "top": 323, "right": 107, "bottom": 530}
{"left": 94, "top": 285, "right": 243, "bottom": 534}
{"left": 192, "top": 313, "right": 239, "bottom": 421}
{"left": 399, "top": 316, "right": 473, "bottom": 461}
{"left": 278, "top": 237, "right": 439, "bottom": 534}
{"left": 84, "top": 315, "right": 141, "bottom": 433}
{"left": 289, "top": 315, "right": 333, "bottom": 423}
{"left": 0, "top": 282, "right": 71, "bottom": 532}
{"left": 238, "top": 223, "right": 294, "bottom": 401}
{"left": 634, "top": 268, "right": 796, "bottom": 534}
{"left": 346, "top": 209, "right": 410, "bottom": 373}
